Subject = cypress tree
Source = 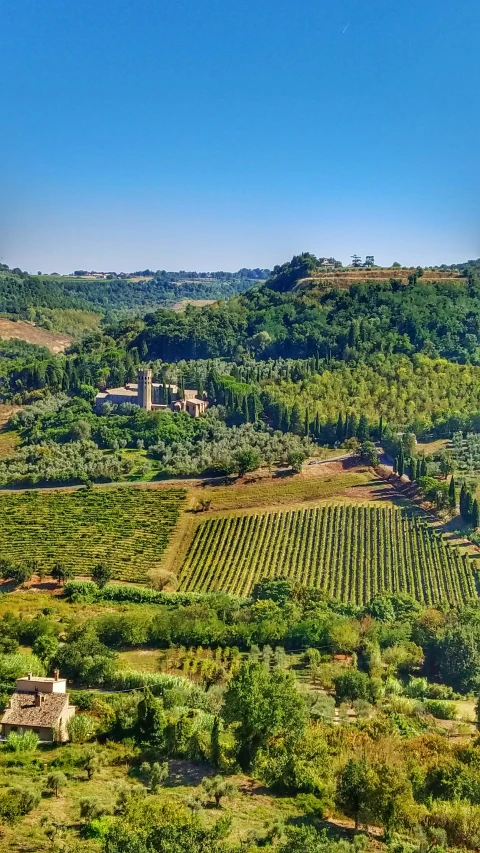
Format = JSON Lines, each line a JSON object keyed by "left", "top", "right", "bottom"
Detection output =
{"left": 348, "top": 413, "right": 358, "bottom": 438}
{"left": 358, "top": 415, "right": 369, "bottom": 441}
{"left": 210, "top": 716, "right": 221, "bottom": 768}
{"left": 472, "top": 499, "right": 480, "bottom": 530}
{"left": 415, "top": 458, "right": 422, "bottom": 480}
{"left": 408, "top": 458, "right": 415, "bottom": 481}
{"left": 393, "top": 457, "right": 398, "bottom": 474}
{"left": 336, "top": 413, "right": 344, "bottom": 444}
{"left": 460, "top": 482, "right": 467, "bottom": 518}
{"left": 281, "top": 406, "right": 291, "bottom": 433}
{"left": 378, "top": 415, "right": 383, "bottom": 441}
{"left": 315, "top": 412, "right": 321, "bottom": 440}
{"left": 304, "top": 407, "right": 310, "bottom": 437}
{"left": 397, "top": 446, "right": 405, "bottom": 477}
{"left": 420, "top": 455, "right": 427, "bottom": 477}
{"left": 242, "top": 396, "right": 249, "bottom": 423}
{"left": 290, "top": 403, "right": 303, "bottom": 435}
{"left": 466, "top": 492, "right": 474, "bottom": 522}
{"left": 448, "top": 476, "right": 456, "bottom": 509}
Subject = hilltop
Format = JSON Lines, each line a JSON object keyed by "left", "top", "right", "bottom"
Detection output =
{"left": 265, "top": 252, "right": 478, "bottom": 295}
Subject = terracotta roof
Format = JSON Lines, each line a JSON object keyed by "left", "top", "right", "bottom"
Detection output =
{"left": 1, "top": 692, "right": 71, "bottom": 728}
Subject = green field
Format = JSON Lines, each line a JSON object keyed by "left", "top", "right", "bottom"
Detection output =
{"left": 179, "top": 503, "right": 478, "bottom": 605}
{"left": 0, "top": 487, "right": 185, "bottom": 582}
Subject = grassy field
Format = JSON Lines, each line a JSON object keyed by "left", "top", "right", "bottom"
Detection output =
{"left": 0, "top": 488, "right": 185, "bottom": 583}
{"left": 0, "top": 318, "right": 71, "bottom": 353}
{"left": 189, "top": 468, "right": 375, "bottom": 511}
{"left": 0, "top": 741, "right": 300, "bottom": 853}
{"left": 0, "top": 403, "right": 21, "bottom": 459}
{"left": 179, "top": 503, "right": 477, "bottom": 604}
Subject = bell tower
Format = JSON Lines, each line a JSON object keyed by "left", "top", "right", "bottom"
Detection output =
{"left": 137, "top": 368, "right": 152, "bottom": 410}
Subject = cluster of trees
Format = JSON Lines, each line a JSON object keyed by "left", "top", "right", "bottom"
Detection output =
{"left": 4, "top": 396, "right": 311, "bottom": 483}
{"left": 3, "top": 579, "right": 476, "bottom": 696}
{"left": 126, "top": 268, "right": 480, "bottom": 363}
{"left": 0, "top": 439, "right": 130, "bottom": 486}
{"left": 2, "top": 581, "right": 480, "bottom": 847}
{"left": 459, "top": 482, "right": 480, "bottom": 528}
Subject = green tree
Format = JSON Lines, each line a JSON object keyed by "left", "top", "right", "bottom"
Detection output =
{"left": 472, "top": 499, "right": 480, "bottom": 530}
{"left": 137, "top": 687, "right": 167, "bottom": 750}
{"left": 51, "top": 563, "right": 73, "bottom": 585}
{"left": 448, "top": 475, "right": 456, "bottom": 509}
{"left": 46, "top": 771, "right": 67, "bottom": 798}
{"left": 32, "top": 633, "right": 58, "bottom": 664}
{"left": 1, "top": 563, "right": 32, "bottom": 587}
{"left": 333, "top": 671, "right": 373, "bottom": 704}
{"left": 337, "top": 758, "right": 372, "bottom": 830}
{"left": 232, "top": 448, "right": 261, "bottom": 477}
{"left": 201, "top": 775, "right": 236, "bottom": 808}
{"left": 210, "top": 716, "right": 221, "bottom": 768}
{"left": 92, "top": 562, "right": 112, "bottom": 589}
{"left": 359, "top": 441, "right": 378, "bottom": 466}
{"left": 223, "top": 661, "right": 307, "bottom": 770}
{"left": 290, "top": 403, "right": 303, "bottom": 435}
{"left": 287, "top": 448, "right": 307, "bottom": 473}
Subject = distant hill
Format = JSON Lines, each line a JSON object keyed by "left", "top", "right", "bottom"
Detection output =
{"left": 0, "top": 264, "right": 270, "bottom": 316}
{"left": 264, "top": 252, "right": 471, "bottom": 294}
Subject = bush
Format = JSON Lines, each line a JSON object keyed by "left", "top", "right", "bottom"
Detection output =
{"left": 333, "top": 670, "right": 374, "bottom": 705}
{"left": 423, "top": 700, "right": 458, "bottom": 720}
{"left": 0, "top": 785, "right": 40, "bottom": 822}
{"left": 5, "top": 730, "right": 39, "bottom": 752}
{"left": 0, "top": 652, "right": 45, "bottom": 684}
{"left": 64, "top": 580, "right": 240, "bottom": 608}
{"left": 69, "top": 690, "right": 96, "bottom": 711}
{"left": 67, "top": 713, "right": 96, "bottom": 743}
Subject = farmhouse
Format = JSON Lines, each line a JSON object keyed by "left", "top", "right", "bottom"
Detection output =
{"left": 95, "top": 367, "right": 207, "bottom": 417}
{"left": 0, "top": 671, "right": 75, "bottom": 743}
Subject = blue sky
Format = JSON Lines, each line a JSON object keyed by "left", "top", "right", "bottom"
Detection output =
{"left": 1, "top": 0, "right": 479, "bottom": 272}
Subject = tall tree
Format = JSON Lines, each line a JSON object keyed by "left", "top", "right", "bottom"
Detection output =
{"left": 336, "top": 758, "right": 372, "bottom": 830}
{"left": 336, "top": 412, "right": 344, "bottom": 444}
{"left": 290, "top": 403, "right": 303, "bottom": 436}
{"left": 223, "top": 661, "right": 307, "bottom": 771}
{"left": 448, "top": 476, "right": 456, "bottom": 509}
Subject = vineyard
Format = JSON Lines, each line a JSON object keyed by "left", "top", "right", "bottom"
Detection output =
{"left": 452, "top": 431, "right": 480, "bottom": 474}
{"left": 179, "top": 504, "right": 478, "bottom": 605}
{"left": 0, "top": 487, "right": 185, "bottom": 582}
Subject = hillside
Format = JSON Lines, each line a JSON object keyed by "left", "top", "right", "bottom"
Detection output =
{"left": 299, "top": 265, "right": 465, "bottom": 294}
{"left": 0, "top": 318, "right": 71, "bottom": 353}
{"left": 2, "top": 254, "right": 480, "bottom": 852}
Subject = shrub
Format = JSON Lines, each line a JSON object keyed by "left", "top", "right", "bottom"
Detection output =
{"left": 0, "top": 652, "right": 45, "bottom": 684}
{"left": 67, "top": 713, "right": 96, "bottom": 743}
{"left": 333, "top": 670, "right": 373, "bottom": 704}
{"left": 0, "top": 785, "right": 40, "bottom": 822}
{"left": 201, "top": 775, "right": 236, "bottom": 808}
{"left": 5, "top": 730, "right": 39, "bottom": 752}
{"left": 423, "top": 700, "right": 458, "bottom": 720}
{"left": 46, "top": 771, "right": 68, "bottom": 797}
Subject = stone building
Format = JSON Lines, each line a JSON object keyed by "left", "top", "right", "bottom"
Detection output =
{"left": 95, "top": 368, "right": 207, "bottom": 417}
{"left": 0, "top": 671, "right": 76, "bottom": 743}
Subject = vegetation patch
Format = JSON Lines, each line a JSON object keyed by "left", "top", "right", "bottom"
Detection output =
{"left": 0, "top": 487, "right": 185, "bottom": 582}
{"left": 179, "top": 504, "right": 477, "bottom": 604}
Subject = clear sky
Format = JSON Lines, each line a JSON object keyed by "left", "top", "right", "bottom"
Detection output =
{"left": 1, "top": 0, "right": 479, "bottom": 273}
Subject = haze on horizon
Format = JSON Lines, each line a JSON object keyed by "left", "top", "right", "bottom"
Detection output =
{"left": 1, "top": 0, "right": 479, "bottom": 274}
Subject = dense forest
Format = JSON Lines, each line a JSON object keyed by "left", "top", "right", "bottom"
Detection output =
{"left": 2, "top": 255, "right": 480, "bottom": 484}
{"left": 0, "top": 265, "right": 269, "bottom": 318}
